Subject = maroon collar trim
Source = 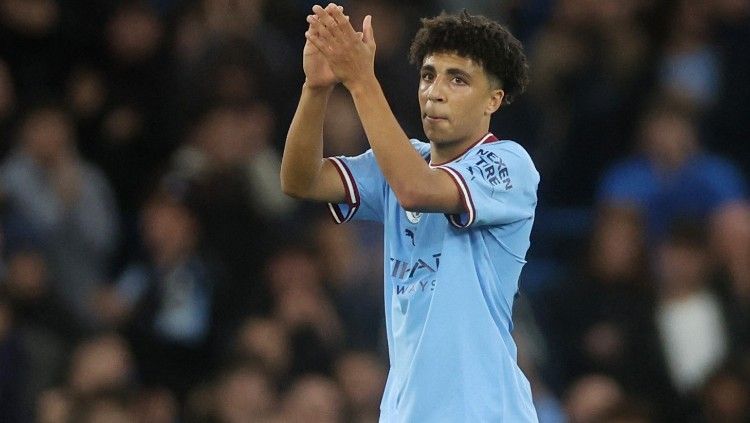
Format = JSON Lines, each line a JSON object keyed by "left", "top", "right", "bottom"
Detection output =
{"left": 428, "top": 133, "right": 499, "bottom": 167}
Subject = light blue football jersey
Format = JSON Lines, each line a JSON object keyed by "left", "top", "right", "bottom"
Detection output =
{"left": 327, "top": 133, "right": 539, "bottom": 422}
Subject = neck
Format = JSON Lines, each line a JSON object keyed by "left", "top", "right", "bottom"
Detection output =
{"left": 430, "top": 128, "right": 492, "bottom": 165}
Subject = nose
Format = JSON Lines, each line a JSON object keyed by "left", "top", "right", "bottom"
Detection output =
{"left": 426, "top": 76, "right": 447, "bottom": 103}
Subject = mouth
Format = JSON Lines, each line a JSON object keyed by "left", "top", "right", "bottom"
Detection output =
{"left": 423, "top": 114, "right": 448, "bottom": 122}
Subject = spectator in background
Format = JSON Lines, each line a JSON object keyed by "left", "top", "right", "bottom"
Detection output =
{"left": 658, "top": 0, "right": 720, "bottom": 111}
{"left": 233, "top": 317, "right": 293, "bottom": 387}
{"left": 36, "top": 388, "right": 71, "bottom": 423}
{"left": 166, "top": 103, "right": 291, "bottom": 333}
{"left": 278, "top": 374, "right": 345, "bottom": 423}
{"left": 0, "top": 294, "right": 23, "bottom": 422}
{"left": 333, "top": 351, "right": 387, "bottom": 423}
{"left": 513, "top": 295, "right": 567, "bottom": 423}
{"left": 0, "top": 103, "right": 119, "bottom": 331}
{"left": 564, "top": 374, "right": 628, "bottom": 423}
{"left": 171, "top": 0, "right": 297, "bottom": 134}
{"left": 597, "top": 101, "right": 750, "bottom": 303}
{"left": 0, "top": 0, "right": 65, "bottom": 104}
{"left": 131, "top": 387, "right": 179, "bottom": 423}
{"left": 528, "top": 0, "right": 651, "bottom": 205}
{"left": 2, "top": 248, "right": 74, "bottom": 420}
{"left": 265, "top": 245, "right": 344, "bottom": 377}
{"left": 543, "top": 207, "right": 676, "bottom": 419}
{"left": 211, "top": 360, "right": 278, "bottom": 423}
{"left": 322, "top": 87, "right": 369, "bottom": 157}
{"left": 100, "top": 190, "right": 216, "bottom": 398}
{"left": 696, "top": 363, "right": 750, "bottom": 423}
{"left": 169, "top": 102, "right": 295, "bottom": 221}
{"left": 97, "top": 1, "right": 177, "bottom": 213}
{"left": 313, "top": 216, "right": 382, "bottom": 351}
{"left": 344, "top": 1, "right": 423, "bottom": 137}
{"left": 64, "top": 64, "right": 108, "bottom": 153}
{"left": 35, "top": 332, "right": 135, "bottom": 423}
{"left": 0, "top": 59, "right": 17, "bottom": 157}
{"left": 653, "top": 224, "right": 730, "bottom": 398}
{"left": 68, "top": 392, "right": 134, "bottom": 423}
{"left": 67, "top": 333, "right": 134, "bottom": 399}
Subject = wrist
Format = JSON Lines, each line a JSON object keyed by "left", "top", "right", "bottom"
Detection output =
{"left": 345, "top": 74, "right": 379, "bottom": 97}
{"left": 303, "top": 80, "right": 336, "bottom": 93}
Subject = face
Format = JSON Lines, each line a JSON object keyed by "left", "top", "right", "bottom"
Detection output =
{"left": 142, "top": 201, "right": 196, "bottom": 261}
{"left": 22, "top": 109, "right": 74, "bottom": 165}
{"left": 642, "top": 112, "right": 697, "bottom": 169}
{"left": 418, "top": 52, "right": 503, "bottom": 148}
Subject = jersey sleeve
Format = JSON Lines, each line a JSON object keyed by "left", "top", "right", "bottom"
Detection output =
{"left": 326, "top": 140, "right": 430, "bottom": 224}
{"left": 434, "top": 144, "right": 539, "bottom": 228}
{"left": 326, "top": 149, "right": 387, "bottom": 223}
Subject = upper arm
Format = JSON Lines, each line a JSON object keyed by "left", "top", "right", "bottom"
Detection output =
{"left": 295, "top": 158, "right": 349, "bottom": 204}
{"left": 399, "top": 167, "right": 465, "bottom": 214}
{"left": 325, "top": 150, "right": 388, "bottom": 223}
{"left": 386, "top": 139, "right": 464, "bottom": 214}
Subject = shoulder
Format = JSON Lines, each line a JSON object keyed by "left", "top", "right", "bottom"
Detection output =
{"left": 597, "top": 156, "right": 656, "bottom": 203}
{"left": 0, "top": 152, "right": 38, "bottom": 186}
{"left": 463, "top": 139, "right": 530, "bottom": 162}
{"left": 78, "top": 159, "right": 116, "bottom": 194}
{"left": 694, "top": 154, "right": 744, "bottom": 178}
{"left": 601, "top": 156, "right": 651, "bottom": 183}
{"left": 691, "top": 153, "right": 747, "bottom": 197}
{"left": 462, "top": 139, "right": 538, "bottom": 180}
{"left": 79, "top": 160, "right": 110, "bottom": 183}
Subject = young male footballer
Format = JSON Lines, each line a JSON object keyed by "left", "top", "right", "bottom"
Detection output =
{"left": 281, "top": 4, "right": 539, "bottom": 421}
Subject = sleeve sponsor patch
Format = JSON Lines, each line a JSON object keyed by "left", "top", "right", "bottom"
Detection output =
{"left": 468, "top": 149, "right": 513, "bottom": 190}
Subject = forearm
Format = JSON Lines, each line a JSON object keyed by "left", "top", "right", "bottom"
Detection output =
{"left": 348, "top": 78, "right": 446, "bottom": 210}
{"left": 281, "top": 84, "right": 333, "bottom": 197}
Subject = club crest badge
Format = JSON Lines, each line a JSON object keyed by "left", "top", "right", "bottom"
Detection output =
{"left": 405, "top": 211, "right": 422, "bottom": 224}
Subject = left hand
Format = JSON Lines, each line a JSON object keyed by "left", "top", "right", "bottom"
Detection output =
{"left": 305, "top": 3, "right": 376, "bottom": 90}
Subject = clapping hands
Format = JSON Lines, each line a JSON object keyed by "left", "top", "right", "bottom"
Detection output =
{"left": 303, "top": 3, "right": 376, "bottom": 91}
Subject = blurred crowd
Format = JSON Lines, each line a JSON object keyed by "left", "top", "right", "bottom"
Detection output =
{"left": 0, "top": 0, "right": 749, "bottom": 422}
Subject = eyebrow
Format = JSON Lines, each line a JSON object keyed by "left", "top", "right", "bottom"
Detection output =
{"left": 420, "top": 65, "right": 472, "bottom": 81}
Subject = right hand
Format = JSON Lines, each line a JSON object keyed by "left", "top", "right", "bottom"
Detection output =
{"left": 303, "top": 13, "right": 339, "bottom": 89}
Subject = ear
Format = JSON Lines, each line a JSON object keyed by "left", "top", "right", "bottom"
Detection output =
{"left": 486, "top": 89, "right": 504, "bottom": 115}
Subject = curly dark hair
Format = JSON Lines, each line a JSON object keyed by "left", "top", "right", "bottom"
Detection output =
{"left": 409, "top": 10, "right": 529, "bottom": 105}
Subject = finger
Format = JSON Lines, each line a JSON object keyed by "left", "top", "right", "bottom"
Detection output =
{"left": 325, "top": 3, "right": 344, "bottom": 23}
{"left": 321, "top": 5, "right": 350, "bottom": 24}
{"left": 314, "top": 5, "right": 344, "bottom": 37}
{"left": 305, "top": 29, "right": 332, "bottom": 56}
{"left": 328, "top": 4, "right": 358, "bottom": 38}
{"left": 311, "top": 4, "right": 332, "bottom": 29}
{"left": 335, "top": 4, "right": 350, "bottom": 22}
{"left": 363, "top": 14, "right": 375, "bottom": 47}
{"left": 305, "top": 15, "right": 320, "bottom": 37}
{"left": 308, "top": 13, "right": 336, "bottom": 43}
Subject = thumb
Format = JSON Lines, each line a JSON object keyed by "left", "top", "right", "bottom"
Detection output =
{"left": 363, "top": 15, "right": 375, "bottom": 47}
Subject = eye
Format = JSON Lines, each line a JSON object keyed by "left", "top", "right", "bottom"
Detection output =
{"left": 452, "top": 76, "right": 467, "bottom": 85}
{"left": 421, "top": 72, "right": 434, "bottom": 82}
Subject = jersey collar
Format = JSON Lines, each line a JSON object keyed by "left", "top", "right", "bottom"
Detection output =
{"left": 428, "top": 132, "right": 499, "bottom": 167}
